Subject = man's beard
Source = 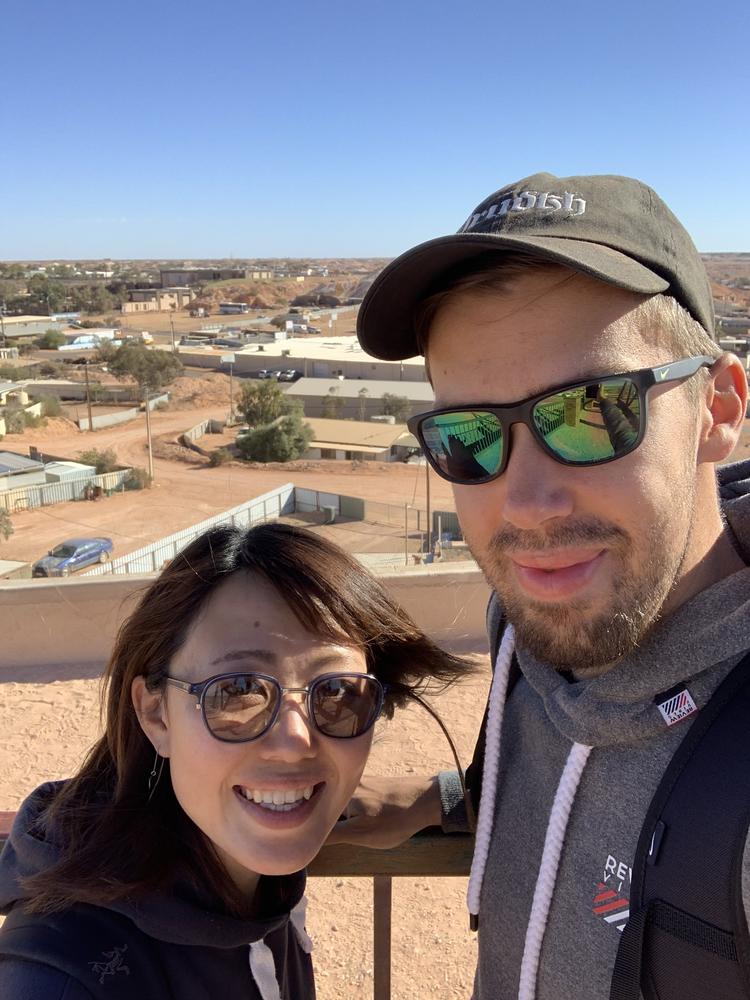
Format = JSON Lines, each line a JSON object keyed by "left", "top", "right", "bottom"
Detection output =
{"left": 468, "top": 512, "right": 693, "bottom": 676}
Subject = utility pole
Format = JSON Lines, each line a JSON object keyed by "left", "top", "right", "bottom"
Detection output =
{"left": 84, "top": 361, "right": 94, "bottom": 431}
{"left": 144, "top": 389, "right": 155, "bottom": 482}
{"left": 169, "top": 314, "right": 176, "bottom": 353}
{"left": 222, "top": 354, "right": 235, "bottom": 423}
{"left": 404, "top": 503, "right": 410, "bottom": 566}
{"left": 425, "top": 461, "right": 431, "bottom": 555}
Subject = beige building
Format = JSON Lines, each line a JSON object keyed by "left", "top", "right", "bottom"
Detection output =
{"left": 300, "top": 417, "right": 418, "bottom": 462}
{"left": 122, "top": 287, "right": 196, "bottom": 314}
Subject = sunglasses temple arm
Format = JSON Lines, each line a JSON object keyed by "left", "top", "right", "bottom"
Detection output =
{"left": 406, "top": 691, "right": 477, "bottom": 834}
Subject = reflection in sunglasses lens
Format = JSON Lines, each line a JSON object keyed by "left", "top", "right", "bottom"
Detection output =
{"left": 312, "top": 676, "right": 380, "bottom": 738}
{"left": 533, "top": 378, "right": 641, "bottom": 463}
{"left": 204, "top": 676, "right": 275, "bottom": 740}
{"left": 422, "top": 412, "right": 503, "bottom": 481}
{"left": 202, "top": 674, "right": 381, "bottom": 741}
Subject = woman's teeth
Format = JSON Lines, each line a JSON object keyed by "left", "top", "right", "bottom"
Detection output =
{"left": 238, "top": 786, "right": 315, "bottom": 811}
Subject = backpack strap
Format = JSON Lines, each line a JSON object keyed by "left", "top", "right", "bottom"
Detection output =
{"left": 0, "top": 902, "right": 171, "bottom": 1000}
{"left": 610, "top": 649, "right": 750, "bottom": 1000}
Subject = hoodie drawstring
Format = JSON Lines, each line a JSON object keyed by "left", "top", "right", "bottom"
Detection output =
{"left": 517, "top": 741, "right": 592, "bottom": 1000}
{"left": 465, "top": 624, "right": 593, "bottom": 999}
{"left": 248, "top": 895, "right": 313, "bottom": 1000}
{"left": 467, "top": 624, "right": 516, "bottom": 927}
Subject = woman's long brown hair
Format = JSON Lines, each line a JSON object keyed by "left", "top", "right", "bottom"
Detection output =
{"left": 22, "top": 522, "right": 471, "bottom": 914}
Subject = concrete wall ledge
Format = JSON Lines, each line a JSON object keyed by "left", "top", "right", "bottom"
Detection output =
{"left": 0, "top": 567, "right": 490, "bottom": 673}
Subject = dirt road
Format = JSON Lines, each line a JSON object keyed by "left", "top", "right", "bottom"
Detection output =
{"left": 2, "top": 408, "right": 455, "bottom": 565}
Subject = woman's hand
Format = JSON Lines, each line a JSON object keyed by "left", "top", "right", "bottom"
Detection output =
{"left": 326, "top": 775, "right": 442, "bottom": 850}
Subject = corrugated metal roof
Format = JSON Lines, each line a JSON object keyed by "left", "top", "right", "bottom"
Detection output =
{"left": 0, "top": 451, "right": 45, "bottom": 475}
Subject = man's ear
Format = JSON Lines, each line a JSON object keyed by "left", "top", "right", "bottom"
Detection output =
{"left": 132, "top": 676, "right": 170, "bottom": 757}
{"left": 697, "top": 353, "right": 748, "bottom": 465}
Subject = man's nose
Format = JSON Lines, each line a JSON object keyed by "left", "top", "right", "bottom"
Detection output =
{"left": 499, "top": 424, "right": 575, "bottom": 530}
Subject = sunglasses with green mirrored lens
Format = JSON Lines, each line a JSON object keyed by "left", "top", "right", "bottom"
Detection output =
{"left": 407, "top": 356, "right": 714, "bottom": 486}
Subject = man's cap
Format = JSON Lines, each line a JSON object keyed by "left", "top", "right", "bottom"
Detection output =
{"left": 357, "top": 172, "right": 715, "bottom": 360}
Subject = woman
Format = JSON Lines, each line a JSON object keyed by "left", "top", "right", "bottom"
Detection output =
{"left": 0, "top": 522, "right": 468, "bottom": 999}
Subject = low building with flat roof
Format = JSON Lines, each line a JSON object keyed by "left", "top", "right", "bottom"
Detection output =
{"left": 0, "top": 451, "right": 46, "bottom": 492}
{"left": 0, "top": 315, "right": 68, "bottom": 339}
{"left": 300, "top": 417, "right": 418, "bottom": 462}
{"left": 175, "top": 335, "right": 426, "bottom": 382}
{"left": 283, "top": 377, "right": 433, "bottom": 420}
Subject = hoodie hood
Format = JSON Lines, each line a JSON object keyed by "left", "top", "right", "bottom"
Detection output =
{"left": 515, "top": 459, "right": 750, "bottom": 747}
{"left": 0, "top": 781, "right": 306, "bottom": 949}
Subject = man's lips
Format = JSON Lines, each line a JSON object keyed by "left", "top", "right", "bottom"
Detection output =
{"left": 509, "top": 549, "right": 607, "bottom": 600}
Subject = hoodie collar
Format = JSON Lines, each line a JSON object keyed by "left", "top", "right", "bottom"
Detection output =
{"left": 515, "top": 460, "right": 750, "bottom": 747}
{"left": 0, "top": 781, "right": 305, "bottom": 949}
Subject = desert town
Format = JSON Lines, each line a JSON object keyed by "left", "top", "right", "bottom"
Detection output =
{"left": 1, "top": 254, "right": 750, "bottom": 999}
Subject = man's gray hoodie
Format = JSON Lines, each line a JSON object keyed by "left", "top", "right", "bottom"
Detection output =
{"left": 440, "top": 459, "right": 750, "bottom": 999}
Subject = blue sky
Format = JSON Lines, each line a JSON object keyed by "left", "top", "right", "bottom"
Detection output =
{"left": 2, "top": 0, "right": 748, "bottom": 258}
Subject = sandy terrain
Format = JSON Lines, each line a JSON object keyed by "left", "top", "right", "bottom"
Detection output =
{"left": 1, "top": 397, "right": 455, "bottom": 567}
{"left": 0, "top": 650, "right": 490, "bottom": 999}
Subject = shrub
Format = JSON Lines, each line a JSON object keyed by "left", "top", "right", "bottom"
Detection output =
{"left": 38, "top": 330, "right": 67, "bottom": 349}
{"left": 209, "top": 448, "right": 233, "bottom": 467}
{"left": 125, "top": 467, "right": 152, "bottom": 490}
{"left": 78, "top": 447, "right": 118, "bottom": 475}
{"left": 5, "top": 411, "right": 25, "bottom": 434}
{"left": 37, "top": 396, "right": 62, "bottom": 417}
{"left": 236, "top": 415, "right": 313, "bottom": 462}
{"left": 0, "top": 508, "right": 12, "bottom": 540}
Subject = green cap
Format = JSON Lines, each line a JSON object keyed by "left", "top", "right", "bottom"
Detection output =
{"left": 357, "top": 172, "right": 715, "bottom": 360}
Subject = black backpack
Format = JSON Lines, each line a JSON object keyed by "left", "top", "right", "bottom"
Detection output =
{"left": 480, "top": 593, "right": 750, "bottom": 1000}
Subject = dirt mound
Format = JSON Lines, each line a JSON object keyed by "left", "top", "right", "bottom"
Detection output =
{"left": 4, "top": 416, "right": 80, "bottom": 441}
{"left": 167, "top": 374, "right": 233, "bottom": 409}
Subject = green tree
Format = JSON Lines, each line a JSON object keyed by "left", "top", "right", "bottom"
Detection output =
{"left": 321, "top": 387, "right": 344, "bottom": 419}
{"left": 380, "top": 392, "right": 411, "bottom": 422}
{"left": 0, "top": 509, "right": 12, "bottom": 541}
{"left": 237, "top": 414, "right": 313, "bottom": 462}
{"left": 238, "top": 380, "right": 298, "bottom": 426}
{"left": 38, "top": 329, "right": 67, "bottom": 349}
{"left": 27, "top": 275, "right": 67, "bottom": 313}
{"left": 108, "top": 344, "right": 182, "bottom": 396}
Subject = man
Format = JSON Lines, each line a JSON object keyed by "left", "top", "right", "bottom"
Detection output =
{"left": 332, "top": 173, "right": 750, "bottom": 998}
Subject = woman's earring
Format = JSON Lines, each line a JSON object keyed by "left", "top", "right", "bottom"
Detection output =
{"left": 147, "top": 749, "right": 166, "bottom": 802}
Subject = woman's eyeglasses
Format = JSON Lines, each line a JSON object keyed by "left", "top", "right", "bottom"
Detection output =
{"left": 164, "top": 671, "right": 385, "bottom": 743}
{"left": 407, "top": 356, "right": 715, "bottom": 486}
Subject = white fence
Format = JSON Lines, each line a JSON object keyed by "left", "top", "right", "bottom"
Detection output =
{"left": 0, "top": 469, "right": 132, "bottom": 512}
{"left": 84, "top": 483, "right": 296, "bottom": 575}
{"left": 77, "top": 393, "right": 169, "bottom": 431}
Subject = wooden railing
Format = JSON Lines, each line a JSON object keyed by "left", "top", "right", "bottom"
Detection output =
{"left": 0, "top": 812, "right": 472, "bottom": 1000}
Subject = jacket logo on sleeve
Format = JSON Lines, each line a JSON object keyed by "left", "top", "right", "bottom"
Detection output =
{"left": 656, "top": 688, "right": 698, "bottom": 727}
{"left": 592, "top": 854, "right": 631, "bottom": 933}
{"left": 88, "top": 944, "right": 131, "bottom": 985}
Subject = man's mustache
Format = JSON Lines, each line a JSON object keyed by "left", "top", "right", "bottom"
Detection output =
{"left": 487, "top": 518, "right": 629, "bottom": 554}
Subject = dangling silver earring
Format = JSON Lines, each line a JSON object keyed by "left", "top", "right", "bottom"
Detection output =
{"left": 147, "top": 749, "right": 166, "bottom": 802}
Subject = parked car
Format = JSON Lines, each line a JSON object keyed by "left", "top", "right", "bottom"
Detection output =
{"left": 277, "top": 369, "right": 300, "bottom": 382}
{"left": 256, "top": 369, "right": 274, "bottom": 379}
{"left": 32, "top": 537, "right": 114, "bottom": 578}
{"left": 306, "top": 326, "right": 321, "bottom": 334}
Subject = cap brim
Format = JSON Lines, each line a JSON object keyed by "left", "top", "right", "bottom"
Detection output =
{"left": 357, "top": 233, "right": 671, "bottom": 360}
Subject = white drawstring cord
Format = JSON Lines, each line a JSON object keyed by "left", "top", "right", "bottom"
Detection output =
{"left": 248, "top": 894, "right": 313, "bottom": 1000}
{"left": 249, "top": 939, "right": 281, "bottom": 1000}
{"left": 517, "top": 741, "right": 592, "bottom": 1000}
{"left": 467, "top": 624, "right": 516, "bottom": 927}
